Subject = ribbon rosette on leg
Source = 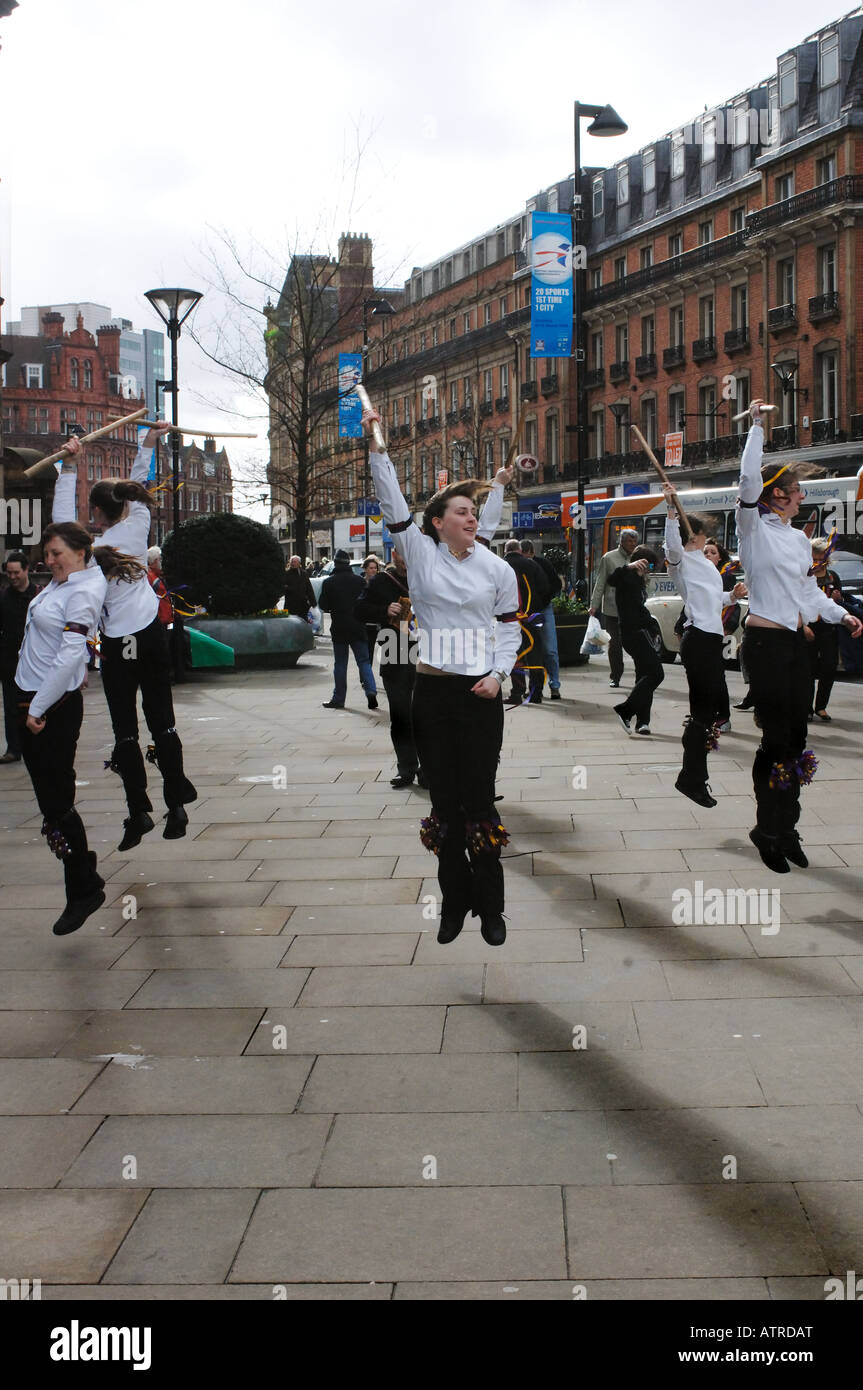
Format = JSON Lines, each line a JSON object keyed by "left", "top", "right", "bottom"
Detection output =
{"left": 795, "top": 749, "right": 818, "bottom": 786}
{"left": 465, "top": 819, "right": 510, "bottom": 856}
{"left": 419, "top": 811, "right": 447, "bottom": 855}
{"left": 42, "top": 819, "right": 72, "bottom": 860}
{"left": 705, "top": 722, "right": 722, "bottom": 752}
{"left": 768, "top": 761, "right": 794, "bottom": 792}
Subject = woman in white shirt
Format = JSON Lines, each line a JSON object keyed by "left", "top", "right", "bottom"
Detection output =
{"left": 663, "top": 491, "right": 727, "bottom": 808}
{"left": 363, "top": 409, "right": 520, "bottom": 946}
{"left": 738, "top": 399, "right": 862, "bottom": 872}
{"left": 55, "top": 428, "right": 197, "bottom": 851}
{"left": 15, "top": 518, "right": 142, "bottom": 934}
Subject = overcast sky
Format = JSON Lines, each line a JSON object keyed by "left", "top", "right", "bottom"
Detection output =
{"left": 0, "top": 0, "right": 854, "bottom": 516}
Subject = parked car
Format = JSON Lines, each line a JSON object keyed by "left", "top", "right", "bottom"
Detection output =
{"left": 646, "top": 592, "right": 749, "bottom": 663}
{"left": 310, "top": 558, "right": 364, "bottom": 604}
{"left": 828, "top": 550, "right": 863, "bottom": 602}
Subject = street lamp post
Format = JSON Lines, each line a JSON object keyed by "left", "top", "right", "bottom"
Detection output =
{"left": 570, "top": 101, "right": 627, "bottom": 595}
{"left": 361, "top": 297, "right": 396, "bottom": 553}
{"left": 144, "top": 288, "right": 203, "bottom": 680}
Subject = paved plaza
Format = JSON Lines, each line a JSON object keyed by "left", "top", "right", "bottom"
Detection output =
{"left": 1, "top": 643, "right": 863, "bottom": 1300}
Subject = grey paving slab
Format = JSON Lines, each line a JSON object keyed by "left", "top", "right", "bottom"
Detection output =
{"left": 56, "top": 1009, "right": 263, "bottom": 1058}
{"left": 661, "top": 957, "right": 859, "bottom": 999}
{"left": 104, "top": 1189, "right": 258, "bottom": 1284}
{"left": 413, "top": 928, "right": 585, "bottom": 964}
{"left": 61, "top": 1115, "right": 331, "bottom": 1187}
{"left": 747, "top": 1046, "right": 863, "bottom": 1105}
{"left": 0, "top": 971, "right": 150, "bottom": 1011}
{"left": 126, "top": 968, "right": 309, "bottom": 1009}
{"left": 484, "top": 960, "right": 670, "bottom": 1004}
{"left": 563, "top": 1184, "right": 827, "bottom": 1278}
{"left": 195, "top": 821, "right": 331, "bottom": 840}
{"left": 633, "top": 998, "right": 863, "bottom": 1051}
{"left": 0, "top": 1059, "right": 104, "bottom": 1114}
{"left": 605, "top": 1104, "right": 863, "bottom": 1183}
{"left": 230, "top": 1187, "right": 567, "bottom": 1282}
{"left": 282, "top": 934, "right": 419, "bottom": 966}
{"left": 263, "top": 880, "right": 421, "bottom": 907}
{"left": 71, "top": 1056, "right": 313, "bottom": 1114}
{"left": 250, "top": 856, "right": 397, "bottom": 881}
{"left": 113, "top": 938, "right": 292, "bottom": 969}
{"left": 298, "top": 965, "right": 484, "bottom": 1007}
{"left": 393, "top": 1277, "right": 770, "bottom": 1300}
{"left": 299, "top": 1054, "right": 516, "bottom": 1114}
{"left": 108, "top": 860, "right": 258, "bottom": 883}
{"left": 581, "top": 925, "right": 755, "bottom": 960}
{"left": 0, "top": 937, "right": 133, "bottom": 969}
{"left": 0, "top": 1010, "right": 93, "bottom": 1058}
{"left": 743, "top": 921, "right": 863, "bottom": 957}
{"left": 284, "top": 906, "right": 432, "bottom": 935}
{"left": 517, "top": 1050, "right": 764, "bottom": 1111}
{"left": 0, "top": 1190, "right": 148, "bottom": 1283}
{"left": 41, "top": 1282, "right": 394, "bottom": 1299}
{"left": 419, "top": 874, "right": 597, "bottom": 902}
{"left": 246, "top": 1005, "right": 446, "bottom": 1055}
{"left": 0, "top": 1115, "right": 104, "bottom": 1186}
{"left": 317, "top": 1111, "right": 612, "bottom": 1187}
{"left": 766, "top": 1276, "right": 837, "bottom": 1299}
{"left": 794, "top": 1182, "right": 863, "bottom": 1274}
{"left": 238, "top": 837, "right": 371, "bottom": 859}
{"left": 114, "top": 907, "right": 293, "bottom": 936}
{"left": 125, "top": 884, "right": 274, "bottom": 909}
{"left": 442, "top": 1003, "right": 641, "bottom": 1054}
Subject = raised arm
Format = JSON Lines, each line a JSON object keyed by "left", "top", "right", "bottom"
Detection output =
{"left": 52, "top": 436, "right": 81, "bottom": 524}
{"left": 477, "top": 465, "right": 512, "bottom": 542}
{"left": 737, "top": 401, "right": 766, "bottom": 535}
{"left": 663, "top": 515, "right": 684, "bottom": 568}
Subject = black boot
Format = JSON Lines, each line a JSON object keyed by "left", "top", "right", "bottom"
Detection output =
{"left": 151, "top": 728, "right": 197, "bottom": 810}
{"left": 749, "top": 827, "right": 790, "bottom": 874}
{"left": 780, "top": 830, "right": 808, "bottom": 868}
{"left": 436, "top": 832, "right": 472, "bottom": 945}
{"left": 50, "top": 814, "right": 106, "bottom": 935}
{"left": 163, "top": 806, "right": 189, "bottom": 840}
{"left": 118, "top": 812, "right": 155, "bottom": 852}
{"left": 107, "top": 737, "right": 153, "bottom": 816}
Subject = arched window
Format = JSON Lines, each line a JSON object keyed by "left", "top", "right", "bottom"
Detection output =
{"left": 83, "top": 359, "right": 93, "bottom": 390}
{"left": 70, "top": 358, "right": 79, "bottom": 389}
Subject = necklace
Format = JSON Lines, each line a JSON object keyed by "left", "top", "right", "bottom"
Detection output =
{"left": 447, "top": 544, "right": 472, "bottom": 561}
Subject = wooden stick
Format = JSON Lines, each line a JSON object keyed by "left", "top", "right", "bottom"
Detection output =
{"left": 732, "top": 403, "right": 777, "bottom": 423}
{"left": 504, "top": 401, "right": 528, "bottom": 472}
{"left": 140, "top": 421, "right": 257, "bottom": 438}
{"left": 23, "top": 408, "right": 149, "bottom": 477}
{"left": 630, "top": 424, "right": 693, "bottom": 543}
{"left": 353, "top": 383, "right": 386, "bottom": 451}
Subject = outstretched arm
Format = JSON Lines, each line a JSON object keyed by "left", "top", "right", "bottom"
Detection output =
{"left": 737, "top": 400, "right": 765, "bottom": 534}
{"left": 477, "top": 465, "right": 513, "bottom": 542}
{"left": 52, "top": 436, "right": 80, "bottom": 523}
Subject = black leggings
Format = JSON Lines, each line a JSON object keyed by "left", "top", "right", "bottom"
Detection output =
{"left": 616, "top": 627, "right": 664, "bottom": 724}
{"left": 807, "top": 621, "right": 838, "bottom": 712}
{"left": 16, "top": 687, "right": 102, "bottom": 905}
{"left": 679, "top": 626, "right": 726, "bottom": 785}
{"left": 412, "top": 672, "right": 505, "bottom": 920}
{"left": 741, "top": 626, "right": 811, "bottom": 836}
{"left": 100, "top": 616, "right": 195, "bottom": 816}
{"left": 380, "top": 660, "right": 420, "bottom": 777}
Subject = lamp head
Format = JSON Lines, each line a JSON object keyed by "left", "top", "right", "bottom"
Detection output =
{"left": 586, "top": 105, "right": 628, "bottom": 138}
{"left": 145, "top": 287, "right": 204, "bottom": 329}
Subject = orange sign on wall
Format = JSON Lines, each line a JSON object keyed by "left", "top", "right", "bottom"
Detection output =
{"left": 664, "top": 431, "right": 684, "bottom": 467}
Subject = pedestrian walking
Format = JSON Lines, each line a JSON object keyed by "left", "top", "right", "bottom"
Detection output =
{"left": 283, "top": 555, "right": 315, "bottom": 619}
{"left": 804, "top": 537, "right": 843, "bottom": 723}
{"left": 365, "top": 407, "right": 520, "bottom": 946}
{"left": 607, "top": 545, "right": 665, "bottom": 735}
{"left": 737, "top": 399, "right": 862, "bottom": 873}
{"left": 520, "top": 540, "right": 562, "bottom": 699}
{"left": 146, "top": 547, "right": 174, "bottom": 627}
{"left": 589, "top": 528, "right": 639, "bottom": 687}
{"left": 360, "top": 555, "right": 382, "bottom": 661}
{"left": 1, "top": 551, "right": 39, "bottom": 763}
{"left": 355, "top": 546, "right": 426, "bottom": 787}
{"left": 503, "top": 539, "right": 551, "bottom": 705}
{"left": 319, "top": 550, "right": 378, "bottom": 710}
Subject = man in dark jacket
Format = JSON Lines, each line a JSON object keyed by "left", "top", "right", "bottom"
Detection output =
{"left": 521, "top": 540, "right": 562, "bottom": 699}
{"left": 283, "top": 555, "right": 316, "bottom": 618}
{"left": 503, "top": 539, "right": 552, "bottom": 704}
{"left": 355, "top": 546, "right": 427, "bottom": 787}
{"left": 1, "top": 551, "right": 39, "bottom": 762}
{"left": 319, "top": 550, "right": 378, "bottom": 709}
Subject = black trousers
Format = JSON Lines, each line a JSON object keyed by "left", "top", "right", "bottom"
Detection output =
{"left": 741, "top": 626, "right": 811, "bottom": 836}
{"left": 100, "top": 617, "right": 196, "bottom": 817}
{"left": 16, "top": 687, "right": 102, "bottom": 905}
{"left": 510, "top": 615, "right": 545, "bottom": 702}
{"left": 412, "top": 672, "right": 505, "bottom": 920}
{"left": 603, "top": 613, "right": 624, "bottom": 684}
{"left": 2, "top": 675, "right": 21, "bottom": 756}
{"left": 807, "top": 621, "right": 838, "bottom": 712}
{"left": 381, "top": 660, "right": 420, "bottom": 776}
{"left": 679, "top": 626, "right": 726, "bottom": 785}
{"left": 616, "top": 627, "right": 664, "bottom": 724}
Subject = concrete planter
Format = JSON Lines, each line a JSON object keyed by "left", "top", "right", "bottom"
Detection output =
{"left": 185, "top": 614, "right": 314, "bottom": 669}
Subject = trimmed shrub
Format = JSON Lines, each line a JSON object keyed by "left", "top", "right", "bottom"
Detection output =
{"left": 162, "top": 513, "right": 285, "bottom": 617}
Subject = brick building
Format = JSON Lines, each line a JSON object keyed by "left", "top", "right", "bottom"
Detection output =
{"left": 271, "top": 11, "right": 863, "bottom": 560}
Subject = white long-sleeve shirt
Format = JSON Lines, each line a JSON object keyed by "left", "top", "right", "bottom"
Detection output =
{"left": 664, "top": 517, "right": 724, "bottom": 636}
{"left": 53, "top": 449, "right": 159, "bottom": 637}
{"left": 477, "top": 482, "right": 504, "bottom": 542}
{"left": 370, "top": 450, "right": 520, "bottom": 677}
{"left": 15, "top": 566, "right": 107, "bottom": 717}
{"left": 737, "top": 424, "right": 847, "bottom": 632}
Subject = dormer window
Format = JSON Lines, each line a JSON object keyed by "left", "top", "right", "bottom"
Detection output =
{"left": 592, "top": 176, "right": 604, "bottom": 216}
{"left": 779, "top": 54, "right": 796, "bottom": 109}
{"left": 820, "top": 31, "right": 839, "bottom": 88}
{"left": 671, "top": 132, "right": 685, "bottom": 178}
{"left": 642, "top": 148, "right": 655, "bottom": 193}
{"left": 617, "top": 164, "right": 629, "bottom": 204}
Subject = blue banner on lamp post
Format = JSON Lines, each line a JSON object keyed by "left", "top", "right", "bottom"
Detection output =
{"left": 530, "top": 211, "right": 573, "bottom": 358}
{"left": 338, "top": 353, "right": 363, "bottom": 437}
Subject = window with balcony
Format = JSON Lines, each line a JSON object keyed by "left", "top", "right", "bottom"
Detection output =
{"left": 641, "top": 315, "right": 655, "bottom": 356}
{"left": 779, "top": 55, "right": 796, "bottom": 109}
{"left": 499, "top": 295, "right": 508, "bottom": 317}
{"left": 590, "top": 408, "right": 604, "bottom": 458}
{"left": 730, "top": 283, "right": 749, "bottom": 334}
{"left": 820, "top": 31, "right": 839, "bottom": 88}
{"left": 776, "top": 257, "right": 795, "bottom": 306}
{"left": 449, "top": 381, "right": 458, "bottom": 413}
{"left": 669, "top": 304, "right": 684, "bottom": 347}
{"left": 524, "top": 348, "right": 535, "bottom": 382}
{"left": 484, "top": 303, "right": 492, "bottom": 326}
{"left": 640, "top": 396, "right": 657, "bottom": 448}
{"left": 432, "top": 326, "right": 439, "bottom": 347}
{"left": 592, "top": 331, "right": 604, "bottom": 369}
{"left": 698, "top": 221, "right": 713, "bottom": 245}
{"left": 590, "top": 267, "right": 602, "bottom": 290}
{"left": 448, "top": 318, "right": 457, "bottom": 340}
{"left": 642, "top": 148, "right": 655, "bottom": 193}
{"left": 592, "top": 176, "right": 604, "bottom": 217}
{"left": 614, "top": 256, "right": 626, "bottom": 280}
{"left": 816, "top": 154, "right": 837, "bottom": 185}
{"left": 698, "top": 384, "right": 717, "bottom": 441}
{"left": 463, "top": 312, "right": 471, "bottom": 334}
{"left": 498, "top": 437, "right": 510, "bottom": 469}
{"left": 484, "top": 440, "right": 495, "bottom": 479}
{"left": 617, "top": 164, "right": 629, "bottom": 205}
{"left": 730, "top": 206, "right": 746, "bottom": 233}
{"left": 668, "top": 232, "right": 682, "bottom": 258}
{"left": 525, "top": 418, "right": 538, "bottom": 459}
{"left": 640, "top": 245, "right": 654, "bottom": 270}
{"left": 816, "top": 348, "right": 838, "bottom": 424}
{"left": 668, "top": 388, "right": 685, "bottom": 432}
{"left": 615, "top": 323, "right": 629, "bottom": 362}
{"left": 420, "top": 453, "right": 429, "bottom": 492}
{"left": 732, "top": 375, "right": 750, "bottom": 433}
{"left": 499, "top": 362, "right": 509, "bottom": 399}
{"left": 392, "top": 399, "right": 399, "bottom": 429}
{"left": 545, "top": 412, "right": 559, "bottom": 475}
{"left": 671, "top": 132, "right": 684, "bottom": 178}
{"left": 483, "top": 369, "right": 493, "bottom": 403}
{"left": 775, "top": 172, "right": 794, "bottom": 202}
{"left": 818, "top": 243, "right": 837, "bottom": 295}
{"left": 699, "top": 296, "right": 715, "bottom": 338}
{"left": 463, "top": 377, "right": 472, "bottom": 407}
